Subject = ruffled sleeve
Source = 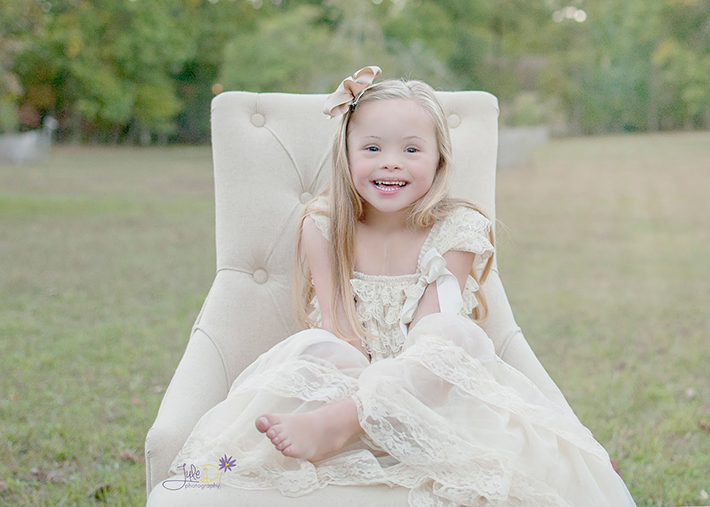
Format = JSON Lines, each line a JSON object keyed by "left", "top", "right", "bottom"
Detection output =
{"left": 434, "top": 207, "right": 495, "bottom": 269}
{"left": 429, "top": 207, "right": 495, "bottom": 318}
{"left": 306, "top": 195, "right": 330, "bottom": 241}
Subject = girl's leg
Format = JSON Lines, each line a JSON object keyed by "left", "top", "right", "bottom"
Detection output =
{"left": 255, "top": 338, "right": 369, "bottom": 462}
{"left": 255, "top": 396, "right": 362, "bottom": 462}
{"left": 254, "top": 317, "right": 488, "bottom": 463}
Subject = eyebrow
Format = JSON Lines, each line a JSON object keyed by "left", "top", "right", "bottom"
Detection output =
{"left": 361, "top": 135, "right": 425, "bottom": 141}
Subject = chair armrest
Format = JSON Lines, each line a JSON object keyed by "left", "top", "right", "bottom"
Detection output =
{"left": 480, "top": 269, "right": 572, "bottom": 412}
{"left": 144, "top": 328, "right": 229, "bottom": 495}
{"left": 498, "top": 329, "right": 572, "bottom": 412}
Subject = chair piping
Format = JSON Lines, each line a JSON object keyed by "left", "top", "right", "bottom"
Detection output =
{"left": 192, "top": 325, "right": 231, "bottom": 394}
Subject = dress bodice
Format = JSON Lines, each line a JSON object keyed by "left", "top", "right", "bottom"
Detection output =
{"left": 307, "top": 196, "right": 494, "bottom": 363}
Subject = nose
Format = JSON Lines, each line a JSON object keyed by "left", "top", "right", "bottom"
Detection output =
{"left": 381, "top": 152, "right": 402, "bottom": 170}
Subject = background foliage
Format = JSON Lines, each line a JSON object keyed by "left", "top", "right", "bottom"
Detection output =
{"left": 1, "top": 0, "right": 709, "bottom": 142}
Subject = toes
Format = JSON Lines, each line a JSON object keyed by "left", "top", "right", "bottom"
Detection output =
{"left": 255, "top": 415, "right": 272, "bottom": 433}
{"left": 267, "top": 424, "right": 285, "bottom": 439}
{"left": 275, "top": 435, "right": 289, "bottom": 449}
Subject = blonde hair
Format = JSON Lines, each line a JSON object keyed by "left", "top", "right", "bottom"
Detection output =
{"left": 293, "top": 79, "right": 494, "bottom": 344}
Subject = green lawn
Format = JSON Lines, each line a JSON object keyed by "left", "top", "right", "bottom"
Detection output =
{"left": 1, "top": 133, "right": 709, "bottom": 506}
{"left": 497, "top": 132, "right": 710, "bottom": 506}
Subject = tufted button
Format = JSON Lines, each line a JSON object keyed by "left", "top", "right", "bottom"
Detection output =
{"left": 253, "top": 269, "right": 268, "bottom": 284}
{"left": 447, "top": 114, "right": 461, "bottom": 128}
{"left": 251, "top": 113, "right": 265, "bottom": 127}
{"left": 300, "top": 191, "right": 313, "bottom": 204}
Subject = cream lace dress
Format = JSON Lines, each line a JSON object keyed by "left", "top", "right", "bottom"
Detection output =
{"left": 169, "top": 199, "right": 636, "bottom": 507}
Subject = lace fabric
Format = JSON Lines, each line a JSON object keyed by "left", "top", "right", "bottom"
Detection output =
{"left": 307, "top": 196, "right": 494, "bottom": 363}
{"left": 170, "top": 315, "right": 634, "bottom": 506}
{"left": 168, "top": 198, "right": 636, "bottom": 506}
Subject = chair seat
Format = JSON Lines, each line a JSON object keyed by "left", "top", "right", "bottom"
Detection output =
{"left": 147, "top": 482, "right": 410, "bottom": 506}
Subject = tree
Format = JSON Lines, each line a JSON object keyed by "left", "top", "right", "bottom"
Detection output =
{"left": 6, "top": 0, "right": 710, "bottom": 141}
{"left": 539, "top": 0, "right": 710, "bottom": 133}
{"left": 218, "top": 1, "right": 455, "bottom": 95}
{"left": 0, "top": 0, "right": 46, "bottom": 132}
{"left": 13, "top": 0, "right": 195, "bottom": 142}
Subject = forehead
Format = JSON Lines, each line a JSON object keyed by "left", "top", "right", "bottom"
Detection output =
{"left": 348, "top": 98, "right": 436, "bottom": 137}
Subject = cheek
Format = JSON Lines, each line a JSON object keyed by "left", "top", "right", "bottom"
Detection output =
{"left": 349, "top": 157, "right": 368, "bottom": 181}
{"left": 349, "top": 169, "right": 360, "bottom": 186}
{"left": 420, "top": 158, "right": 438, "bottom": 182}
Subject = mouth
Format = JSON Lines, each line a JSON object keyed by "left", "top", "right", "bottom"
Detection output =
{"left": 373, "top": 180, "right": 408, "bottom": 192}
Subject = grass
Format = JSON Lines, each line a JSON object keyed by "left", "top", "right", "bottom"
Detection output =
{"left": 1, "top": 133, "right": 709, "bottom": 505}
{"left": 496, "top": 131, "right": 710, "bottom": 506}
{"left": 0, "top": 147, "right": 216, "bottom": 506}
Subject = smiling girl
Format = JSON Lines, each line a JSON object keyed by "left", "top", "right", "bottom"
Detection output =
{"left": 169, "top": 67, "right": 636, "bottom": 506}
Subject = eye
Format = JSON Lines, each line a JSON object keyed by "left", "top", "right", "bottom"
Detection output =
{"left": 405, "top": 147, "right": 419, "bottom": 153}
{"left": 366, "top": 146, "right": 379, "bottom": 152}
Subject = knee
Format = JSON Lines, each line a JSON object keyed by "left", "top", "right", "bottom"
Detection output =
{"left": 301, "top": 338, "right": 369, "bottom": 370}
{"left": 409, "top": 313, "right": 478, "bottom": 340}
{"left": 301, "top": 341, "right": 341, "bottom": 359}
{"left": 407, "top": 313, "right": 495, "bottom": 361}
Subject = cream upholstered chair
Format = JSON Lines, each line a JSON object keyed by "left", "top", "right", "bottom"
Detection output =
{"left": 145, "top": 90, "right": 571, "bottom": 505}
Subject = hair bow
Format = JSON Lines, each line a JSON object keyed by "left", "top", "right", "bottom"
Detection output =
{"left": 323, "top": 66, "right": 382, "bottom": 118}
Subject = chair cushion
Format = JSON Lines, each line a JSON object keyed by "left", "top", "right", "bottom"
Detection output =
{"left": 147, "top": 481, "right": 410, "bottom": 506}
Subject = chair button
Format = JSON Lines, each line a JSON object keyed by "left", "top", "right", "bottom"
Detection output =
{"left": 447, "top": 114, "right": 461, "bottom": 128}
{"left": 251, "top": 113, "right": 265, "bottom": 127}
{"left": 300, "top": 192, "right": 313, "bottom": 204}
{"left": 253, "top": 269, "right": 268, "bottom": 284}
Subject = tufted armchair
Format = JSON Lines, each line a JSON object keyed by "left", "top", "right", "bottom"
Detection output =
{"left": 144, "top": 90, "right": 571, "bottom": 505}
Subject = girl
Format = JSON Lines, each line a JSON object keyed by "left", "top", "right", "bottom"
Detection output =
{"left": 169, "top": 67, "right": 636, "bottom": 506}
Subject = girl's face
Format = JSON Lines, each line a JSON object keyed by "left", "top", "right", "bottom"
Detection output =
{"left": 347, "top": 98, "right": 439, "bottom": 220}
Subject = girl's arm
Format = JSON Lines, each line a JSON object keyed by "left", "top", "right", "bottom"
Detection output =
{"left": 301, "top": 215, "right": 372, "bottom": 361}
{"left": 408, "top": 250, "right": 476, "bottom": 331}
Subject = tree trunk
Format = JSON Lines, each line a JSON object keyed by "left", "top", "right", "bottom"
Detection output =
{"left": 647, "top": 65, "right": 659, "bottom": 132}
{"left": 70, "top": 110, "right": 82, "bottom": 145}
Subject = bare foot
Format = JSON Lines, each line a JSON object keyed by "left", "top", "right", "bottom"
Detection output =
{"left": 255, "top": 397, "right": 362, "bottom": 462}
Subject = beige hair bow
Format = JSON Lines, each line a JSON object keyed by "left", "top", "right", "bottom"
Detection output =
{"left": 323, "top": 66, "right": 382, "bottom": 118}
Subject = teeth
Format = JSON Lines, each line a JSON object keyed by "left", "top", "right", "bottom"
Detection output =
{"left": 375, "top": 180, "right": 406, "bottom": 186}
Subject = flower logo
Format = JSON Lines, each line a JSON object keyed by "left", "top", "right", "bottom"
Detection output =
{"left": 218, "top": 454, "right": 236, "bottom": 473}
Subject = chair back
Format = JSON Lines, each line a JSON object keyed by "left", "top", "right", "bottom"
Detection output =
{"left": 205, "top": 91, "right": 500, "bottom": 381}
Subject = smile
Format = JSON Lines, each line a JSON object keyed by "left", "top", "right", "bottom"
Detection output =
{"left": 373, "top": 180, "right": 408, "bottom": 191}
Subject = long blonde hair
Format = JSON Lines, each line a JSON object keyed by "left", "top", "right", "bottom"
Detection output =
{"left": 293, "top": 79, "right": 494, "bottom": 344}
